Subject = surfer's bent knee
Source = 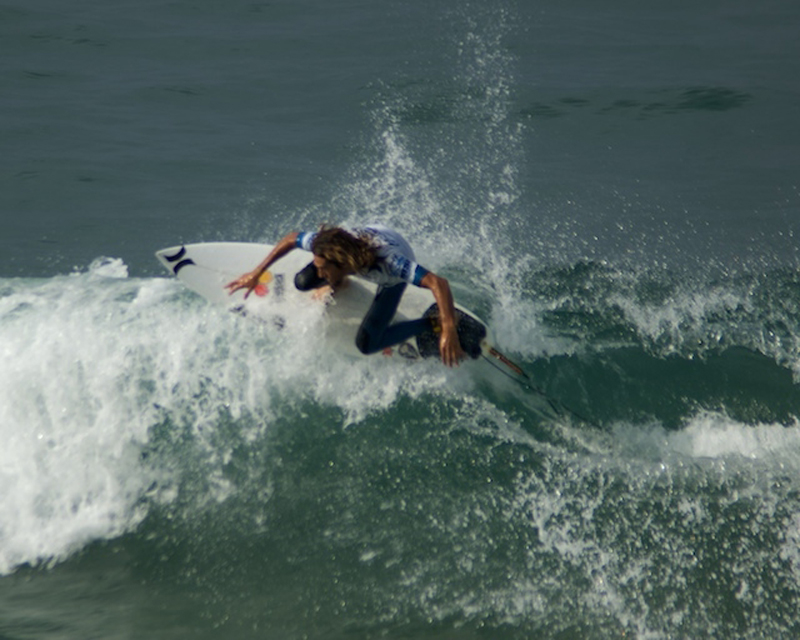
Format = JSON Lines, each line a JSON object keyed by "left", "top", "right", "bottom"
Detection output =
{"left": 295, "top": 262, "right": 325, "bottom": 291}
{"left": 355, "top": 327, "right": 374, "bottom": 355}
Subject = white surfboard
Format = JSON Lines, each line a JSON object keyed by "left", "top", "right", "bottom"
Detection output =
{"left": 155, "top": 242, "right": 528, "bottom": 375}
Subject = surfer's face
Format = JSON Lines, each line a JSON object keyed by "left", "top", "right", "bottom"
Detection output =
{"left": 313, "top": 255, "right": 346, "bottom": 287}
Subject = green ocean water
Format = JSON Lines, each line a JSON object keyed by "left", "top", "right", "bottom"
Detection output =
{"left": 2, "top": 1, "right": 800, "bottom": 638}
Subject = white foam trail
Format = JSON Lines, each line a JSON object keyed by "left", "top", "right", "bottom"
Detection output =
{"left": 669, "top": 413, "right": 800, "bottom": 461}
{"left": 605, "top": 411, "right": 800, "bottom": 467}
{"left": 500, "top": 410, "right": 800, "bottom": 636}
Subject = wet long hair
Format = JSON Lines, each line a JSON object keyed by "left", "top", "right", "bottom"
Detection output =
{"left": 310, "top": 226, "right": 377, "bottom": 273}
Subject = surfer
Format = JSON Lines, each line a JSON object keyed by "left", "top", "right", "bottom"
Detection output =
{"left": 225, "top": 225, "right": 466, "bottom": 367}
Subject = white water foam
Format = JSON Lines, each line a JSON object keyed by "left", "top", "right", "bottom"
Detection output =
{"left": 0, "top": 261, "right": 300, "bottom": 572}
{"left": 0, "top": 266, "right": 163, "bottom": 572}
{"left": 494, "top": 410, "right": 800, "bottom": 637}
{"left": 604, "top": 411, "right": 800, "bottom": 466}
{"left": 668, "top": 412, "right": 800, "bottom": 461}
{"left": 0, "top": 256, "right": 502, "bottom": 573}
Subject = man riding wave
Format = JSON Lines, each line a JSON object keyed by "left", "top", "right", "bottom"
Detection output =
{"left": 226, "top": 225, "right": 466, "bottom": 367}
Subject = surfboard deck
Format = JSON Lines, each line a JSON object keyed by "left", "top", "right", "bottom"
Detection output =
{"left": 155, "top": 242, "right": 526, "bottom": 376}
{"left": 416, "top": 304, "right": 486, "bottom": 360}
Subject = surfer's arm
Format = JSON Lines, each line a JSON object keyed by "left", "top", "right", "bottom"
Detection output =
{"left": 419, "top": 272, "right": 466, "bottom": 367}
{"left": 226, "top": 231, "right": 300, "bottom": 298}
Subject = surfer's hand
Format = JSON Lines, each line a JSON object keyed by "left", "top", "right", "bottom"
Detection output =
{"left": 225, "top": 271, "right": 260, "bottom": 299}
{"left": 311, "top": 284, "right": 334, "bottom": 302}
{"left": 439, "top": 325, "right": 466, "bottom": 367}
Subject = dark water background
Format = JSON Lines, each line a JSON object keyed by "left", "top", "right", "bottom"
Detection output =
{"left": 2, "top": 1, "right": 800, "bottom": 638}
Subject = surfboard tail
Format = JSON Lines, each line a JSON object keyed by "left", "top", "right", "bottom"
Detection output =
{"left": 416, "top": 303, "right": 487, "bottom": 359}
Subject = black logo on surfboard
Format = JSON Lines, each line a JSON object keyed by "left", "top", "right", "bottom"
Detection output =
{"left": 163, "top": 246, "right": 195, "bottom": 275}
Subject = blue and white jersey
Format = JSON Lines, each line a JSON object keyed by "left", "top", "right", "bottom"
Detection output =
{"left": 296, "top": 224, "right": 429, "bottom": 287}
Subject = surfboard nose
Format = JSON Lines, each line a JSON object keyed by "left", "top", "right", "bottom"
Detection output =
{"left": 155, "top": 246, "right": 195, "bottom": 275}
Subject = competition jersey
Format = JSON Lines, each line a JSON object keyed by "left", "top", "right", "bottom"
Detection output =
{"left": 296, "top": 225, "right": 429, "bottom": 287}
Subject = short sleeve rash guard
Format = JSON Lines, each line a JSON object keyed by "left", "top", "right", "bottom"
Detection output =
{"left": 296, "top": 225, "right": 429, "bottom": 287}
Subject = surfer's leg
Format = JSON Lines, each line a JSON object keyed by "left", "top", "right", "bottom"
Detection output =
{"left": 294, "top": 262, "right": 327, "bottom": 290}
{"left": 356, "top": 284, "right": 430, "bottom": 354}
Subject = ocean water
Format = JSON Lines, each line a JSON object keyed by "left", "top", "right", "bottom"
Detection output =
{"left": 2, "top": 0, "right": 800, "bottom": 638}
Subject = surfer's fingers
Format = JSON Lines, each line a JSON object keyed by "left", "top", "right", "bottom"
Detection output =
{"left": 225, "top": 276, "right": 245, "bottom": 290}
{"left": 440, "top": 342, "right": 461, "bottom": 367}
{"left": 225, "top": 281, "right": 245, "bottom": 295}
{"left": 226, "top": 273, "right": 256, "bottom": 295}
